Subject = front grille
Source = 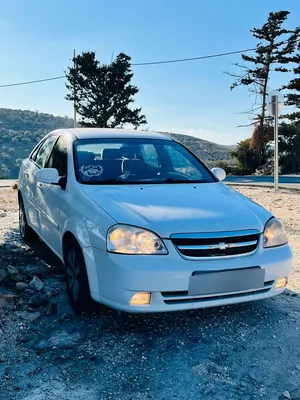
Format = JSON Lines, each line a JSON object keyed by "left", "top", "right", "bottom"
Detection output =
{"left": 161, "top": 281, "right": 274, "bottom": 305}
{"left": 171, "top": 230, "right": 260, "bottom": 258}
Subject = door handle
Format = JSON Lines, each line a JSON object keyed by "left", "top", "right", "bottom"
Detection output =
{"left": 24, "top": 170, "right": 29, "bottom": 177}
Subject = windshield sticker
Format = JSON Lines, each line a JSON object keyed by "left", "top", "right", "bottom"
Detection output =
{"left": 79, "top": 165, "right": 104, "bottom": 177}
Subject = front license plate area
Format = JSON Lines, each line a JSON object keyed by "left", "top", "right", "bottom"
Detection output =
{"left": 188, "top": 267, "right": 265, "bottom": 296}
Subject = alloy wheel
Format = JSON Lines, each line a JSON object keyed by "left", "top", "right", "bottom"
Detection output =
{"left": 66, "top": 249, "right": 81, "bottom": 302}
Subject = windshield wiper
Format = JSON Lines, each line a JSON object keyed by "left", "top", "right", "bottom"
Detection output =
{"left": 83, "top": 179, "right": 146, "bottom": 185}
{"left": 160, "top": 178, "right": 204, "bottom": 184}
{"left": 82, "top": 179, "right": 125, "bottom": 185}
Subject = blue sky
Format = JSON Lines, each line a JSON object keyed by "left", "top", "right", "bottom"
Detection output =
{"left": 0, "top": 0, "right": 299, "bottom": 144}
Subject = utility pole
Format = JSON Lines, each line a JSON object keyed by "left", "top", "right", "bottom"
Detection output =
{"left": 267, "top": 91, "right": 284, "bottom": 192}
{"left": 73, "top": 49, "right": 77, "bottom": 128}
{"left": 272, "top": 95, "right": 279, "bottom": 191}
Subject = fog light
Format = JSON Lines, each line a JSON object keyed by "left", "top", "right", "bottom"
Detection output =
{"left": 130, "top": 292, "right": 151, "bottom": 305}
{"left": 275, "top": 277, "right": 288, "bottom": 289}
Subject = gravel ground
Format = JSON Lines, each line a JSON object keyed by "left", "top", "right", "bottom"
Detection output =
{"left": 0, "top": 186, "right": 300, "bottom": 400}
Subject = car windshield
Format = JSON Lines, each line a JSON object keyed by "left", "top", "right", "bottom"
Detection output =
{"left": 73, "top": 138, "right": 216, "bottom": 185}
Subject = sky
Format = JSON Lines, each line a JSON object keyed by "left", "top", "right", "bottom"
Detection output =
{"left": 0, "top": 0, "right": 299, "bottom": 145}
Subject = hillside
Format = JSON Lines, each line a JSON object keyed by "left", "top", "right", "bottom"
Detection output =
{"left": 0, "top": 108, "right": 233, "bottom": 178}
{"left": 0, "top": 108, "right": 74, "bottom": 178}
{"left": 165, "top": 132, "right": 234, "bottom": 164}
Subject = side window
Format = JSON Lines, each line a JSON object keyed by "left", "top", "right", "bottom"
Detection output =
{"left": 165, "top": 145, "right": 202, "bottom": 178}
{"left": 30, "top": 140, "right": 45, "bottom": 162}
{"left": 140, "top": 144, "right": 160, "bottom": 168}
{"left": 46, "top": 136, "right": 68, "bottom": 176}
{"left": 35, "top": 136, "right": 57, "bottom": 168}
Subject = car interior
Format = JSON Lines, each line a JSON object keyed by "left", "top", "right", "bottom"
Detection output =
{"left": 76, "top": 144, "right": 160, "bottom": 182}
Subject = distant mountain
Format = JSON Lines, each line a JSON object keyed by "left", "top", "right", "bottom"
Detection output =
{"left": 0, "top": 108, "right": 74, "bottom": 178}
{"left": 0, "top": 108, "right": 74, "bottom": 132}
{"left": 0, "top": 108, "right": 233, "bottom": 178}
{"left": 163, "top": 132, "right": 234, "bottom": 164}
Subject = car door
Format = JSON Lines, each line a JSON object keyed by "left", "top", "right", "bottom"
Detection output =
{"left": 22, "top": 136, "right": 57, "bottom": 232}
{"left": 37, "top": 135, "right": 68, "bottom": 254}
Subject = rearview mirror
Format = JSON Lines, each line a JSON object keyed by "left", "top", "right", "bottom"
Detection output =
{"left": 35, "top": 168, "right": 60, "bottom": 185}
{"left": 211, "top": 167, "right": 226, "bottom": 181}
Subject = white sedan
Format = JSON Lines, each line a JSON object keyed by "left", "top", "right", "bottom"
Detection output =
{"left": 18, "top": 128, "right": 292, "bottom": 313}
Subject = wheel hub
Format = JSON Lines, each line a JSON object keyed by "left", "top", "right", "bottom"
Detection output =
{"left": 67, "top": 250, "right": 81, "bottom": 302}
{"left": 19, "top": 206, "right": 25, "bottom": 236}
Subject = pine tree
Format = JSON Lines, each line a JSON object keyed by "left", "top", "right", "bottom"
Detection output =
{"left": 279, "top": 122, "right": 300, "bottom": 173}
{"left": 65, "top": 52, "right": 147, "bottom": 128}
{"left": 229, "top": 11, "right": 299, "bottom": 165}
{"left": 281, "top": 44, "right": 300, "bottom": 123}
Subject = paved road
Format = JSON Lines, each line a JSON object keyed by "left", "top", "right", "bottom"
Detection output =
{"left": 0, "top": 179, "right": 15, "bottom": 188}
{"left": 225, "top": 175, "right": 300, "bottom": 189}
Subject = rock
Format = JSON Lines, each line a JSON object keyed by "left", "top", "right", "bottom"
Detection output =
{"left": 24, "top": 289, "right": 37, "bottom": 295}
{"left": 18, "top": 311, "right": 41, "bottom": 322}
{"left": 0, "top": 268, "right": 7, "bottom": 282}
{"left": 248, "top": 372, "right": 260, "bottom": 382}
{"left": 296, "top": 365, "right": 300, "bottom": 371}
{"left": 55, "top": 313, "right": 68, "bottom": 323}
{"left": 6, "top": 266, "right": 23, "bottom": 282}
{"left": 35, "top": 330, "right": 81, "bottom": 350}
{"left": 0, "top": 299, "right": 8, "bottom": 308}
{"left": 0, "top": 211, "right": 6, "bottom": 218}
{"left": 16, "top": 282, "right": 29, "bottom": 292}
{"left": 28, "top": 294, "right": 49, "bottom": 308}
{"left": 11, "top": 181, "right": 18, "bottom": 190}
{"left": 283, "top": 391, "right": 291, "bottom": 399}
{"left": 0, "top": 289, "right": 17, "bottom": 302}
{"left": 45, "top": 302, "right": 58, "bottom": 316}
{"left": 29, "top": 276, "right": 44, "bottom": 291}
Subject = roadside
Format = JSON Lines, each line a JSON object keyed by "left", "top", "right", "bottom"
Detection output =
{"left": 0, "top": 187, "right": 300, "bottom": 400}
{"left": 225, "top": 175, "right": 300, "bottom": 190}
{"left": 0, "top": 180, "right": 15, "bottom": 189}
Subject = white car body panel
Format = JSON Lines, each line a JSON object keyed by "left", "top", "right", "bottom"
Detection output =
{"left": 87, "top": 244, "right": 291, "bottom": 312}
{"left": 18, "top": 128, "right": 293, "bottom": 313}
{"left": 81, "top": 182, "right": 272, "bottom": 237}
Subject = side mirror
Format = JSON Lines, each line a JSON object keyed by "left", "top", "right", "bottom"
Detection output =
{"left": 211, "top": 167, "right": 226, "bottom": 181}
{"left": 35, "top": 168, "right": 60, "bottom": 185}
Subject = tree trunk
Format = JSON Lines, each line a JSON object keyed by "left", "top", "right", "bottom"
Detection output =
{"left": 257, "top": 40, "right": 274, "bottom": 167}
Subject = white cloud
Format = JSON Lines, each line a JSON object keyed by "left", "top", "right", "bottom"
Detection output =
{"left": 176, "top": 127, "right": 250, "bottom": 146}
{"left": 179, "top": 128, "right": 244, "bottom": 145}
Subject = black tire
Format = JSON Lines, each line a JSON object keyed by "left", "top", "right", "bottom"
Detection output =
{"left": 19, "top": 195, "right": 39, "bottom": 243}
{"left": 65, "top": 238, "right": 96, "bottom": 314}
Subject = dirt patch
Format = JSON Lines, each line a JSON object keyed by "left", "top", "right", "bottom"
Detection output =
{"left": 0, "top": 186, "right": 300, "bottom": 400}
{"left": 230, "top": 186, "right": 300, "bottom": 292}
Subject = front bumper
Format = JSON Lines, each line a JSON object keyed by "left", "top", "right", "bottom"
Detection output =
{"left": 83, "top": 240, "right": 293, "bottom": 313}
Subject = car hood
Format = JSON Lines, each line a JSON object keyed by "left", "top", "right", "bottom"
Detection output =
{"left": 81, "top": 183, "right": 272, "bottom": 238}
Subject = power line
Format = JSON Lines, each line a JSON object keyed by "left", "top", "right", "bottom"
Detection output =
{"left": 0, "top": 47, "right": 257, "bottom": 88}
{"left": 131, "top": 47, "right": 256, "bottom": 66}
{"left": 0, "top": 75, "right": 65, "bottom": 88}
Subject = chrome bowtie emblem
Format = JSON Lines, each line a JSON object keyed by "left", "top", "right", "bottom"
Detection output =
{"left": 210, "top": 242, "right": 228, "bottom": 250}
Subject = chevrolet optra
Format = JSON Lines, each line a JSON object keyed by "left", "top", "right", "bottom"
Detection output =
{"left": 18, "top": 129, "right": 292, "bottom": 313}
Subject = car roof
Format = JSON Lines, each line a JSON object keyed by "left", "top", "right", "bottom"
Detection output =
{"left": 51, "top": 128, "right": 173, "bottom": 141}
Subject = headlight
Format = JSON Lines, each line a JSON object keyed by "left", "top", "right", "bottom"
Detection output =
{"left": 263, "top": 218, "right": 288, "bottom": 248}
{"left": 107, "top": 225, "right": 168, "bottom": 254}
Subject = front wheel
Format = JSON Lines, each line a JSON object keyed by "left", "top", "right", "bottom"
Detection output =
{"left": 65, "top": 239, "right": 96, "bottom": 314}
{"left": 19, "top": 195, "right": 39, "bottom": 243}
